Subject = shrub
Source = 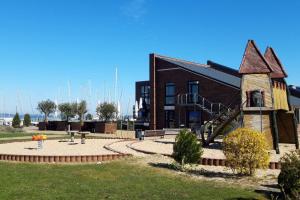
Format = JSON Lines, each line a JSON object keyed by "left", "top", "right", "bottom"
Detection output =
{"left": 23, "top": 114, "right": 31, "bottom": 127}
{"left": 12, "top": 113, "right": 21, "bottom": 128}
{"left": 173, "top": 129, "right": 203, "bottom": 166}
{"left": 223, "top": 128, "right": 270, "bottom": 176}
{"left": 278, "top": 150, "right": 300, "bottom": 199}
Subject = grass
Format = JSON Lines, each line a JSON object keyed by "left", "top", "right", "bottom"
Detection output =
{"left": 0, "top": 160, "right": 265, "bottom": 200}
{"left": 0, "top": 132, "right": 35, "bottom": 138}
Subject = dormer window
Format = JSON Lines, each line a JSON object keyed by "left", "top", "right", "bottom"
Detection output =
{"left": 246, "top": 90, "right": 265, "bottom": 107}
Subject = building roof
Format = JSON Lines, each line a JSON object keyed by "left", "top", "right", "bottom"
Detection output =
{"left": 264, "top": 47, "right": 288, "bottom": 78}
{"left": 155, "top": 54, "right": 241, "bottom": 88}
{"left": 239, "top": 40, "right": 273, "bottom": 74}
{"left": 289, "top": 85, "right": 300, "bottom": 98}
{"left": 207, "top": 60, "right": 241, "bottom": 77}
{"left": 147, "top": 52, "right": 300, "bottom": 105}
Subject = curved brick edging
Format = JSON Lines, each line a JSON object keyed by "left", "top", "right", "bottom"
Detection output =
{"left": 104, "top": 139, "right": 135, "bottom": 155}
{"left": 0, "top": 138, "right": 133, "bottom": 163}
{"left": 127, "top": 141, "right": 171, "bottom": 157}
{"left": 0, "top": 153, "right": 131, "bottom": 163}
{"left": 127, "top": 141, "right": 282, "bottom": 170}
{"left": 199, "top": 158, "right": 281, "bottom": 170}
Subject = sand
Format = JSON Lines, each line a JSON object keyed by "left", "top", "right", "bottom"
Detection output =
{"left": 0, "top": 139, "right": 120, "bottom": 156}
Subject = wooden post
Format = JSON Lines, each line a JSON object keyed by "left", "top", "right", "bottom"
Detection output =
{"left": 272, "top": 111, "right": 280, "bottom": 154}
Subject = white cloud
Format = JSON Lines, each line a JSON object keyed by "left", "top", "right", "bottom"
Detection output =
{"left": 121, "top": 0, "right": 147, "bottom": 21}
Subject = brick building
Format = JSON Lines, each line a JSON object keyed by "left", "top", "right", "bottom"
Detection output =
{"left": 135, "top": 43, "right": 300, "bottom": 132}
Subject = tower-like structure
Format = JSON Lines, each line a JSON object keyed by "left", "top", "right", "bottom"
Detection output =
{"left": 239, "top": 40, "right": 299, "bottom": 153}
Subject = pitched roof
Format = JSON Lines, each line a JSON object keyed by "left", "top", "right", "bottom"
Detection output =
{"left": 239, "top": 40, "right": 273, "bottom": 74}
{"left": 264, "top": 47, "right": 288, "bottom": 78}
{"left": 207, "top": 60, "right": 241, "bottom": 77}
{"left": 154, "top": 54, "right": 241, "bottom": 88}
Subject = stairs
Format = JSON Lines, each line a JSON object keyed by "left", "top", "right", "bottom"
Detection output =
{"left": 177, "top": 93, "right": 231, "bottom": 116}
{"left": 203, "top": 108, "right": 241, "bottom": 145}
{"left": 177, "top": 93, "right": 242, "bottom": 146}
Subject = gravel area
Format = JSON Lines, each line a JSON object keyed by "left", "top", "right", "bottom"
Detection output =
{"left": 0, "top": 139, "right": 120, "bottom": 156}
{"left": 108, "top": 140, "right": 147, "bottom": 157}
{"left": 131, "top": 137, "right": 297, "bottom": 162}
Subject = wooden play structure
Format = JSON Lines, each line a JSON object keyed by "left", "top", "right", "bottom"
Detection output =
{"left": 177, "top": 40, "right": 299, "bottom": 153}
{"left": 239, "top": 40, "right": 299, "bottom": 153}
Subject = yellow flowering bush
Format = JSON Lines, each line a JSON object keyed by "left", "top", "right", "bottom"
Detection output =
{"left": 223, "top": 128, "right": 270, "bottom": 176}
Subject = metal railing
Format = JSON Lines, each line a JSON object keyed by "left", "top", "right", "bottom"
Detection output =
{"left": 177, "top": 93, "right": 230, "bottom": 115}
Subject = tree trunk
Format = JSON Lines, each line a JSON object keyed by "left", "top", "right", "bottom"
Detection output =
{"left": 44, "top": 114, "right": 48, "bottom": 123}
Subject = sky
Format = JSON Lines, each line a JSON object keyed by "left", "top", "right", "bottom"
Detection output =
{"left": 0, "top": 0, "right": 299, "bottom": 115}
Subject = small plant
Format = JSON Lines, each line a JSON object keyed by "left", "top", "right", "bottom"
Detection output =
{"left": 23, "top": 114, "right": 31, "bottom": 127}
{"left": 278, "top": 150, "right": 300, "bottom": 200}
{"left": 12, "top": 113, "right": 21, "bottom": 128}
{"left": 223, "top": 128, "right": 270, "bottom": 176}
{"left": 173, "top": 129, "right": 203, "bottom": 168}
{"left": 37, "top": 100, "right": 57, "bottom": 123}
{"left": 96, "top": 102, "right": 117, "bottom": 122}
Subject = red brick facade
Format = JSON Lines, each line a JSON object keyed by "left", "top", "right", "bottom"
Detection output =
{"left": 136, "top": 54, "right": 241, "bottom": 130}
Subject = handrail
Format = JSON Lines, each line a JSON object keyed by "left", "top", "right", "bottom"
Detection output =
{"left": 177, "top": 93, "right": 230, "bottom": 115}
{"left": 200, "top": 99, "right": 247, "bottom": 144}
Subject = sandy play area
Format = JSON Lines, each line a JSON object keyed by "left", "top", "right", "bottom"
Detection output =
{"left": 0, "top": 139, "right": 120, "bottom": 156}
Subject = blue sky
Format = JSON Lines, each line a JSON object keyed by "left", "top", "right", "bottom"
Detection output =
{"left": 0, "top": 0, "right": 299, "bottom": 115}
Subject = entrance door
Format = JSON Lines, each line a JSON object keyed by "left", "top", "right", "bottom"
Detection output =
{"left": 187, "top": 111, "right": 201, "bottom": 128}
{"left": 165, "top": 111, "right": 175, "bottom": 128}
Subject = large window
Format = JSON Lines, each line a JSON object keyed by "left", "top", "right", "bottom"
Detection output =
{"left": 141, "top": 85, "right": 150, "bottom": 104}
{"left": 165, "top": 83, "right": 176, "bottom": 105}
{"left": 188, "top": 81, "right": 199, "bottom": 103}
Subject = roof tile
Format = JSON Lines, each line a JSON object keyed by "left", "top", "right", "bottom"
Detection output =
{"left": 239, "top": 40, "right": 272, "bottom": 74}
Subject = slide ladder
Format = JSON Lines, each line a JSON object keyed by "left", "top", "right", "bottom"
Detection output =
{"left": 177, "top": 93, "right": 243, "bottom": 146}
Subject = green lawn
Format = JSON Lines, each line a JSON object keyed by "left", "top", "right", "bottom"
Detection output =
{"left": 0, "top": 160, "right": 265, "bottom": 200}
{"left": 0, "top": 132, "right": 34, "bottom": 138}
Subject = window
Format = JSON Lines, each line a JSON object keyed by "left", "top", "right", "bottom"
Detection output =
{"left": 246, "top": 90, "right": 265, "bottom": 107}
{"left": 188, "top": 81, "right": 199, "bottom": 103}
{"left": 165, "top": 83, "right": 176, "bottom": 105}
{"left": 141, "top": 85, "right": 150, "bottom": 104}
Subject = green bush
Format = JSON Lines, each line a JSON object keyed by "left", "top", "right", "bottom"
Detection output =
{"left": 23, "top": 114, "right": 31, "bottom": 127}
{"left": 12, "top": 113, "right": 21, "bottom": 128}
{"left": 223, "top": 128, "right": 270, "bottom": 176}
{"left": 278, "top": 150, "right": 300, "bottom": 199}
{"left": 173, "top": 129, "right": 203, "bottom": 166}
